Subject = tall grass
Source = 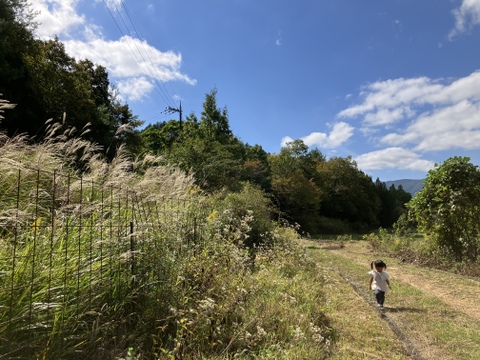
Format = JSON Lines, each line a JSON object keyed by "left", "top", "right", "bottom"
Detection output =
{"left": 0, "top": 118, "right": 333, "bottom": 359}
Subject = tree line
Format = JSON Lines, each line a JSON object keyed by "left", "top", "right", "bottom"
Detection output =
{"left": 0, "top": 0, "right": 411, "bottom": 235}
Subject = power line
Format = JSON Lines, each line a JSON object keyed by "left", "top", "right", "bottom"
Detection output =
{"left": 102, "top": 0, "right": 176, "bottom": 109}
{"left": 119, "top": 0, "right": 178, "bottom": 106}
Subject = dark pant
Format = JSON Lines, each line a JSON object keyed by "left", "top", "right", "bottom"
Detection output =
{"left": 375, "top": 290, "right": 385, "bottom": 306}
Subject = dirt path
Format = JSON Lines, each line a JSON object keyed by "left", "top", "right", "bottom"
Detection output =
{"left": 304, "top": 239, "right": 480, "bottom": 360}
{"left": 323, "top": 240, "right": 480, "bottom": 322}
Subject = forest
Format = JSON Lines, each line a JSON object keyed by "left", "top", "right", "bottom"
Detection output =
{"left": 1, "top": 0, "right": 411, "bottom": 237}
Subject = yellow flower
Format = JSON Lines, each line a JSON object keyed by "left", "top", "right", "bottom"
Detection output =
{"left": 207, "top": 210, "right": 218, "bottom": 222}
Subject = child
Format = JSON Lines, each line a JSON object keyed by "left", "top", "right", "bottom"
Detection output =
{"left": 369, "top": 260, "right": 392, "bottom": 310}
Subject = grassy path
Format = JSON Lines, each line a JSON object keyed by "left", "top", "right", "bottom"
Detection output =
{"left": 302, "top": 239, "right": 480, "bottom": 360}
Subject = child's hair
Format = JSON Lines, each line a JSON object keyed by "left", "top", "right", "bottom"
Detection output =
{"left": 370, "top": 260, "right": 387, "bottom": 269}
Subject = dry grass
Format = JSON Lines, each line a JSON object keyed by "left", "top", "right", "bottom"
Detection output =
{"left": 303, "top": 241, "right": 408, "bottom": 359}
{"left": 0, "top": 119, "right": 336, "bottom": 359}
{"left": 308, "top": 240, "right": 480, "bottom": 360}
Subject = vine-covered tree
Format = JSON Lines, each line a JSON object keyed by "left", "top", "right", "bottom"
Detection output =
{"left": 408, "top": 156, "right": 480, "bottom": 262}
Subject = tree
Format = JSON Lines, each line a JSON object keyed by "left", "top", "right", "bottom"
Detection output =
{"left": 408, "top": 157, "right": 480, "bottom": 262}
{"left": 374, "top": 179, "right": 412, "bottom": 228}
{"left": 268, "top": 140, "right": 324, "bottom": 232}
{"left": 199, "top": 88, "right": 232, "bottom": 144}
{"left": 0, "top": 0, "right": 41, "bottom": 133}
{"left": 241, "top": 144, "right": 271, "bottom": 192}
{"left": 316, "top": 156, "right": 380, "bottom": 230}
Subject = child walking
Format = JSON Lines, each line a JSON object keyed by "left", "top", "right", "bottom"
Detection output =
{"left": 369, "top": 260, "right": 391, "bottom": 310}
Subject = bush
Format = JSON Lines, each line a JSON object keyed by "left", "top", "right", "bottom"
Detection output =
{"left": 206, "top": 182, "right": 275, "bottom": 249}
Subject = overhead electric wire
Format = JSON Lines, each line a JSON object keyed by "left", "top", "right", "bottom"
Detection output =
{"left": 119, "top": 0, "right": 179, "bottom": 106}
{"left": 112, "top": 0, "right": 176, "bottom": 108}
{"left": 102, "top": 0, "right": 177, "bottom": 109}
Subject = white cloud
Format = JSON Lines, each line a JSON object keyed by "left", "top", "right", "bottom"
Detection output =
{"left": 275, "top": 31, "right": 282, "bottom": 46}
{"left": 29, "top": 0, "right": 195, "bottom": 102}
{"left": 281, "top": 122, "right": 354, "bottom": 149}
{"left": 363, "top": 106, "right": 414, "bottom": 126}
{"left": 355, "top": 148, "right": 435, "bottom": 172}
{"left": 29, "top": 0, "right": 84, "bottom": 38}
{"left": 449, "top": 0, "right": 480, "bottom": 39}
{"left": 64, "top": 36, "right": 196, "bottom": 84}
{"left": 117, "top": 77, "right": 154, "bottom": 102}
{"left": 381, "top": 100, "right": 480, "bottom": 151}
{"left": 338, "top": 70, "right": 480, "bottom": 153}
{"left": 100, "top": 0, "right": 122, "bottom": 11}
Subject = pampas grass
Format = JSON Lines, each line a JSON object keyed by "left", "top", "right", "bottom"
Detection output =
{"left": 0, "top": 104, "right": 332, "bottom": 359}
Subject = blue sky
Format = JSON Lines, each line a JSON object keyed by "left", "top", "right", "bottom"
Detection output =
{"left": 28, "top": 0, "right": 480, "bottom": 181}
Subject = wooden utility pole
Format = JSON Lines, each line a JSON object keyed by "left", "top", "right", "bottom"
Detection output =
{"left": 166, "top": 101, "right": 182, "bottom": 130}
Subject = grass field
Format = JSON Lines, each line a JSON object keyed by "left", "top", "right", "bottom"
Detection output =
{"left": 304, "top": 239, "right": 480, "bottom": 360}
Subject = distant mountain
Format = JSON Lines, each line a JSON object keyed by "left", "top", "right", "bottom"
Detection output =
{"left": 385, "top": 179, "right": 424, "bottom": 196}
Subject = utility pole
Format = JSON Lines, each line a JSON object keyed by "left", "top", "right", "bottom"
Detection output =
{"left": 165, "top": 101, "right": 182, "bottom": 130}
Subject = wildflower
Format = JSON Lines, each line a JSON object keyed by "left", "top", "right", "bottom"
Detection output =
{"left": 256, "top": 326, "right": 267, "bottom": 338}
{"left": 292, "top": 326, "right": 305, "bottom": 341}
{"left": 198, "top": 297, "right": 216, "bottom": 312}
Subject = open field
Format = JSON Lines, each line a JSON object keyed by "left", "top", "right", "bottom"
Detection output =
{"left": 304, "top": 239, "right": 480, "bottom": 360}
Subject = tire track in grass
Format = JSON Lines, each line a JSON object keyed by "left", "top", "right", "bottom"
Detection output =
{"left": 330, "top": 267, "right": 424, "bottom": 360}
{"left": 326, "top": 241, "right": 480, "bottom": 322}
{"left": 304, "top": 240, "right": 480, "bottom": 360}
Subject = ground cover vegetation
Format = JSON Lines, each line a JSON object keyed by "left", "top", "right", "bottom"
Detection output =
{"left": 0, "top": 113, "right": 336, "bottom": 359}
{"left": 305, "top": 240, "right": 480, "bottom": 360}
{"left": 3, "top": 1, "right": 480, "bottom": 358}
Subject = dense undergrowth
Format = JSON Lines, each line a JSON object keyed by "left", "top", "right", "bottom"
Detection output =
{"left": 0, "top": 120, "right": 333, "bottom": 359}
{"left": 365, "top": 228, "right": 480, "bottom": 277}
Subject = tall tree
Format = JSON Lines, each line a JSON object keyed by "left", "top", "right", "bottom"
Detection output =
{"left": 373, "top": 178, "right": 412, "bottom": 228}
{"left": 408, "top": 157, "right": 480, "bottom": 261}
{"left": 317, "top": 156, "right": 380, "bottom": 230}
{"left": 269, "top": 140, "right": 324, "bottom": 232}
{"left": 199, "top": 88, "right": 232, "bottom": 144}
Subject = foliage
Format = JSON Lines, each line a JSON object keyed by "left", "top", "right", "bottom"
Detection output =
{"left": 374, "top": 178, "right": 412, "bottom": 228}
{"left": 268, "top": 140, "right": 324, "bottom": 233}
{"left": 316, "top": 156, "right": 380, "bottom": 231}
{"left": 206, "top": 182, "right": 275, "bottom": 249}
{"left": 0, "top": 124, "right": 333, "bottom": 359}
{"left": 407, "top": 156, "right": 480, "bottom": 262}
{"left": 0, "top": 4, "right": 141, "bottom": 156}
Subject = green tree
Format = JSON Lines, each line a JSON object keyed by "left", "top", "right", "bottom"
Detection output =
{"left": 317, "top": 156, "right": 380, "bottom": 230}
{"left": 0, "top": 0, "right": 41, "bottom": 133}
{"left": 269, "top": 140, "right": 324, "bottom": 232}
{"left": 374, "top": 179, "right": 412, "bottom": 228}
{"left": 199, "top": 88, "right": 232, "bottom": 143}
{"left": 408, "top": 157, "right": 480, "bottom": 261}
{"left": 241, "top": 144, "right": 272, "bottom": 192}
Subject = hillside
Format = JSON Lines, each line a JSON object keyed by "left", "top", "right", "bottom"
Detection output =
{"left": 385, "top": 179, "right": 424, "bottom": 196}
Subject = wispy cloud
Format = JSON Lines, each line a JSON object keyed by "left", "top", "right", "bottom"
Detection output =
{"left": 99, "top": 0, "right": 123, "bottom": 11}
{"left": 275, "top": 30, "right": 282, "bottom": 46}
{"left": 281, "top": 122, "right": 354, "bottom": 149}
{"left": 28, "top": 0, "right": 195, "bottom": 102}
{"left": 449, "top": 0, "right": 480, "bottom": 39}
